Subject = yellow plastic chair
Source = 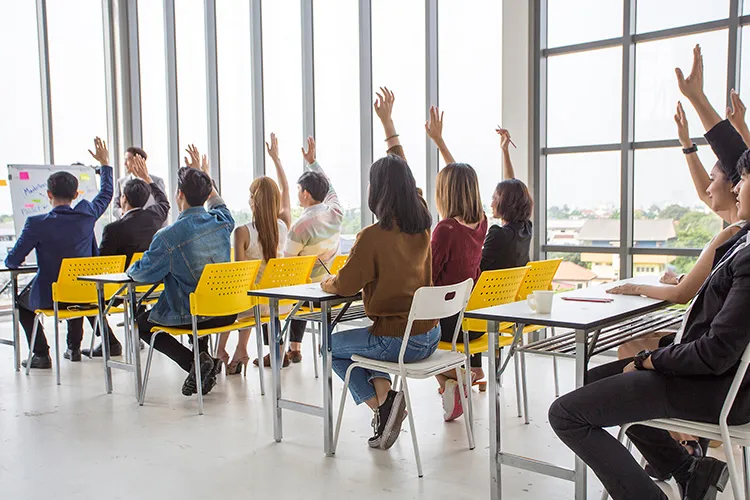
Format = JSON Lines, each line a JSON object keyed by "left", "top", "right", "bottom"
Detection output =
{"left": 328, "top": 254, "right": 348, "bottom": 275}
{"left": 140, "top": 260, "right": 262, "bottom": 414}
{"left": 27, "top": 255, "right": 127, "bottom": 385}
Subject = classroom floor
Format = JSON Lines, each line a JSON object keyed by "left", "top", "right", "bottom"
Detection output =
{"left": 0, "top": 316, "right": 739, "bottom": 500}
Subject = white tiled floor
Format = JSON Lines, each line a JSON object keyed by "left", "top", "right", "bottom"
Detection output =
{"left": 0, "top": 317, "right": 739, "bottom": 499}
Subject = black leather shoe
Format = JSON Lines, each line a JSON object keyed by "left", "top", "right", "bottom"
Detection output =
{"left": 21, "top": 354, "right": 52, "bottom": 369}
{"left": 678, "top": 456, "right": 729, "bottom": 500}
{"left": 82, "top": 341, "right": 123, "bottom": 357}
{"left": 63, "top": 348, "right": 82, "bottom": 362}
{"left": 182, "top": 353, "right": 215, "bottom": 396}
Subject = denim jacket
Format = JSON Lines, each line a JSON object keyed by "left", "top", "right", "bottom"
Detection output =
{"left": 127, "top": 194, "right": 234, "bottom": 326}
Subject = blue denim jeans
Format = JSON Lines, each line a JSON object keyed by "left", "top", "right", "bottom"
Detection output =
{"left": 331, "top": 324, "right": 441, "bottom": 405}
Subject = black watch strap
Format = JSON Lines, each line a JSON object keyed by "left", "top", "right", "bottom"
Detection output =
{"left": 682, "top": 143, "right": 698, "bottom": 154}
{"left": 634, "top": 349, "right": 653, "bottom": 370}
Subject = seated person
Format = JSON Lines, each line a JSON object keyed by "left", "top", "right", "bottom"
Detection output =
{"left": 320, "top": 87, "right": 440, "bottom": 451}
{"left": 4, "top": 137, "right": 114, "bottom": 367}
{"left": 127, "top": 145, "right": 235, "bottom": 397}
{"left": 113, "top": 146, "right": 167, "bottom": 226}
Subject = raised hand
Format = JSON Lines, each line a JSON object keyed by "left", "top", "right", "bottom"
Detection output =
{"left": 301, "top": 136, "right": 316, "bottom": 164}
{"left": 131, "top": 155, "right": 153, "bottom": 184}
{"left": 88, "top": 136, "right": 109, "bottom": 166}
{"left": 265, "top": 133, "right": 280, "bottom": 162}
{"left": 674, "top": 102, "right": 692, "bottom": 148}
{"left": 184, "top": 144, "right": 201, "bottom": 171}
{"left": 374, "top": 87, "right": 395, "bottom": 124}
{"left": 675, "top": 44, "right": 704, "bottom": 101}
{"left": 424, "top": 106, "right": 444, "bottom": 143}
{"left": 496, "top": 128, "right": 512, "bottom": 151}
{"left": 727, "top": 89, "right": 747, "bottom": 131}
{"left": 201, "top": 154, "right": 209, "bottom": 175}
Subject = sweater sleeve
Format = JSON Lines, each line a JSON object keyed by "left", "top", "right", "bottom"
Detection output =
{"left": 329, "top": 231, "right": 375, "bottom": 296}
{"left": 704, "top": 119, "right": 747, "bottom": 185}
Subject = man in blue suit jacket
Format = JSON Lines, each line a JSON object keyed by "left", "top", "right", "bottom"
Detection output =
{"left": 5, "top": 137, "right": 115, "bottom": 368}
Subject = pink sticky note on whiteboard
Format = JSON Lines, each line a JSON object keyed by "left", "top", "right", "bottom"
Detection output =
{"left": 19, "top": 171, "right": 30, "bottom": 180}
{"left": 24, "top": 203, "right": 34, "bottom": 208}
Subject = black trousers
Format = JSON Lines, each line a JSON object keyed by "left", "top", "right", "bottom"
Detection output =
{"left": 548, "top": 358, "right": 748, "bottom": 500}
{"left": 137, "top": 308, "right": 237, "bottom": 373}
{"left": 17, "top": 287, "right": 117, "bottom": 356}
{"left": 439, "top": 313, "right": 484, "bottom": 368}
{"left": 285, "top": 301, "right": 321, "bottom": 346}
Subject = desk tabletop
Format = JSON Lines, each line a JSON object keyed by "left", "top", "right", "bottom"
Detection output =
{"left": 464, "top": 277, "right": 668, "bottom": 331}
{"left": 247, "top": 283, "right": 361, "bottom": 302}
{"left": 0, "top": 266, "right": 38, "bottom": 274}
{"left": 78, "top": 273, "right": 139, "bottom": 284}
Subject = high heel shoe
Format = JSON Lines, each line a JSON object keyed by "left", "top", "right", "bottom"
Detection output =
{"left": 227, "top": 356, "right": 250, "bottom": 376}
{"left": 216, "top": 352, "right": 230, "bottom": 374}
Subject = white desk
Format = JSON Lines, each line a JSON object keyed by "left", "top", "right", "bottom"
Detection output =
{"left": 247, "top": 284, "right": 361, "bottom": 456}
{"left": 464, "top": 277, "right": 669, "bottom": 500}
{"left": 0, "top": 266, "right": 38, "bottom": 371}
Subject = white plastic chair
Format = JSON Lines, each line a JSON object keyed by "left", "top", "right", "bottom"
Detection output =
{"left": 601, "top": 341, "right": 750, "bottom": 500}
{"left": 332, "top": 278, "right": 475, "bottom": 478}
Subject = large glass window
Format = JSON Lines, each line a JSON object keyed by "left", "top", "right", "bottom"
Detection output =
{"left": 636, "top": 0, "right": 729, "bottom": 34}
{"left": 313, "top": 0, "right": 361, "bottom": 242}
{"left": 216, "top": 0, "right": 253, "bottom": 222}
{"left": 372, "top": 0, "right": 426, "bottom": 190}
{"left": 547, "top": 0, "right": 622, "bottom": 48}
{"left": 46, "top": 0, "right": 108, "bottom": 165}
{"left": 438, "top": 0, "right": 503, "bottom": 214}
{"left": 175, "top": 0, "right": 208, "bottom": 156}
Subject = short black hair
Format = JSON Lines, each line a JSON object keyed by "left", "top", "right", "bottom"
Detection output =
{"left": 737, "top": 149, "right": 750, "bottom": 177}
{"left": 297, "top": 171, "right": 329, "bottom": 203}
{"left": 177, "top": 167, "right": 213, "bottom": 207}
{"left": 126, "top": 146, "right": 148, "bottom": 160}
{"left": 368, "top": 155, "right": 432, "bottom": 234}
{"left": 493, "top": 179, "right": 533, "bottom": 223}
{"left": 123, "top": 178, "right": 151, "bottom": 208}
{"left": 47, "top": 171, "right": 79, "bottom": 201}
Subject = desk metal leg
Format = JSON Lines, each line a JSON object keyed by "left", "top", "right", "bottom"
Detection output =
{"left": 11, "top": 274, "right": 20, "bottom": 372}
{"left": 98, "top": 283, "right": 112, "bottom": 394}
{"left": 574, "top": 328, "right": 588, "bottom": 499}
{"left": 488, "top": 320, "right": 501, "bottom": 500}
{"left": 269, "top": 298, "right": 282, "bottom": 442}
{"left": 128, "top": 285, "right": 143, "bottom": 399}
{"left": 320, "top": 301, "right": 333, "bottom": 456}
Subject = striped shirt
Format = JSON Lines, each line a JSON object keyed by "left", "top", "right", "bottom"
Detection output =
{"left": 283, "top": 161, "right": 343, "bottom": 281}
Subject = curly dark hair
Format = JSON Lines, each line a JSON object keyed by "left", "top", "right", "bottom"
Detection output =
{"left": 493, "top": 179, "right": 533, "bottom": 223}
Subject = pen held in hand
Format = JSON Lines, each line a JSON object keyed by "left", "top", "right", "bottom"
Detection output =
{"left": 496, "top": 125, "right": 517, "bottom": 148}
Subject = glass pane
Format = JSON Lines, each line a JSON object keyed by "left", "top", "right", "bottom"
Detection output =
{"left": 546, "top": 151, "right": 621, "bottom": 246}
{"left": 633, "top": 255, "right": 699, "bottom": 278}
{"left": 175, "top": 0, "right": 208, "bottom": 154}
{"left": 547, "top": 0, "right": 622, "bottom": 48}
{"left": 547, "top": 252, "right": 601, "bottom": 291}
{"left": 439, "top": 0, "right": 502, "bottom": 215}
{"left": 740, "top": 26, "right": 750, "bottom": 100}
{"left": 634, "top": 148, "right": 722, "bottom": 250}
{"left": 262, "top": 0, "right": 303, "bottom": 192}
{"left": 547, "top": 47, "right": 622, "bottom": 147}
{"left": 372, "top": 0, "right": 426, "bottom": 190}
{"left": 314, "top": 0, "right": 361, "bottom": 245}
{"left": 636, "top": 0, "right": 729, "bottom": 34}
{"left": 138, "top": 0, "right": 171, "bottom": 193}
{"left": 217, "top": 0, "right": 253, "bottom": 224}
{"left": 634, "top": 30, "right": 728, "bottom": 142}
{"left": 47, "top": 0, "right": 108, "bottom": 165}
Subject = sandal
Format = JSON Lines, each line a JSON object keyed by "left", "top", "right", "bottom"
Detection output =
{"left": 253, "top": 352, "right": 291, "bottom": 368}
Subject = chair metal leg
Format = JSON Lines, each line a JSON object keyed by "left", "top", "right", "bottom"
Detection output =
{"left": 720, "top": 423, "right": 742, "bottom": 500}
{"left": 333, "top": 363, "right": 356, "bottom": 452}
{"left": 311, "top": 323, "right": 319, "bottom": 379}
{"left": 88, "top": 316, "right": 97, "bottom": 358}
{"left": 192, "top": 318, "right": 204, "bottom": 415}
{"left": 455, "top": 367, "right": 475, "bottom": 450}
{"left": 254, "top": 307, "right": 265, "bottom": 395}
{"left": 742, "top": 446, "right": 750, "bottom": 500}
{"left": 498, "top": 347, "right": 503, "bottom": 387}
{"left": 520, "top": 350, "right": 529, "bottom": 424}
{"left": 401, "top": 378, "right": 423, "bottom": 478}
{"left": 551, "top": 327, "right": 560, "bottom": 397}
{"left": 53, "top": 305, "right": 61, "bottom": 386}
{"left": 26, "top": 313, "right": 42, "bottom": 376}
{"left": 514, "top": 352, "right": 523, "bottom": 418}
{"left": 139, "top": 332, "right": 160, "bottom": 406}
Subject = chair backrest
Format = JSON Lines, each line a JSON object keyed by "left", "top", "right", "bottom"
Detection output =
{"left": 399, "top": 279, "right": 474, "bottom": 364}
{"left": 255, "top": 256, "right": 317, "bottom": 306}
{"left": 128, "top": 252, "right": 165, "bottom": 294}
{"left": 462, "top": 266, "right": 530, "bottom": 332}
{"left": 515, "top": 259, "right": 562, "bottom": 301}
{"left": 329, "top": 255, "right": 348, "bottom": 275}
{"left": 52, "top": 256, "right": 128, "bottom": 304}
{"left": 189, "top": 260, "right": 261, "bottom": 317}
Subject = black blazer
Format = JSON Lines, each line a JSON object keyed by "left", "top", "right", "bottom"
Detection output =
{"left": 99, "top": 182, "right": 170, "bottom": 267}
{"left": 480, "top": 220, "right": 532, "bottom": 272}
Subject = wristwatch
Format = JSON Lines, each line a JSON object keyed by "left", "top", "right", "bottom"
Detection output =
{"left": 634, "top": 349, "right": 654, "bottom": 370}
{"left": 682, "top": 143, "right": 698, "bottom": 154}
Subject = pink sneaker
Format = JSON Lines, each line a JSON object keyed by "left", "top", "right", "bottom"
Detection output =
{"left": 442, "top": 379, "right": 464, "bottom": 421}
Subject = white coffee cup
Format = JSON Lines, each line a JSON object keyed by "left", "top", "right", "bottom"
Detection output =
{"left": 527, "top": 290, "right": 555, "bottom": 314}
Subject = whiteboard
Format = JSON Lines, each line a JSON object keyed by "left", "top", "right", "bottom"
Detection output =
{"left": 7, "top": 164, "right": 112, "bottom": 262}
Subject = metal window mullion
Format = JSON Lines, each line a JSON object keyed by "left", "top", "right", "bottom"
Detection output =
{"left": 125, "top": 0, "right": 142, "bottom": 149}
{"left": 36, "top": 0, "right": 54, "bottom": 164}
{"left": 205, "top": 0, "right": 220, "bottom": 185}
{"left": 249, "top": 0, "right": 265, "bottom": 180}
{"left": 728, "top": 0, "right": 742, "bottom": 102}
{"left": 164, "top": 0, "right": 180, "bottom": 217}
{"left": 302, "top": 0, "right": 315, "bottom": 161}
{"left": 358, "top": 0, "right": 373, "bottom": 228}
{"left": 533, "top": 0, "right": 547, "bottom": 261}
{"left": 102, "top": 0, "right": 122, "bottom": 173}
{"left": 619, "top": 0, "right": 636, "bottom": 279}
{"left": 425, "top": 0, "right": 439, "bottom": 223}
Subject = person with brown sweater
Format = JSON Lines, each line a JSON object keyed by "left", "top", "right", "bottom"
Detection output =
{"left": 320, "top": 87, "right": 440, "bottom": 451}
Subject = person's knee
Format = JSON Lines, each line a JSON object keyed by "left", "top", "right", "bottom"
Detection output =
{"left": 548, "top": 395, "right": 583, "bottom": 435}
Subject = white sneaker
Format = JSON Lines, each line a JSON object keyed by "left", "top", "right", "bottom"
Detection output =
{"left": 442, "top": 379, "right": 464, "bottom": 422}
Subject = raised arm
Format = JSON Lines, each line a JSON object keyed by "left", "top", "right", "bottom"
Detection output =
{"left": 676, "top": 45, "right": 723, "bottom": 132}
{"left": 674, "top": 101, "right": 713, "bottom": 209}
{"left": 496, "top": 128, "right": 515, "bottom": 180}
{"left": 727, "top": 90, "right": 750, "bottom": 147}
{"left": 266, "top": 133, "right": 292, "bottom": 228}
{"left": 425, "top": 106, "right": 455, "bottom": 165}
{"left": 184, "top": 144, "right": 219, "bottom": 203}
{"left": 374, "top": 87, "right": 405, "bottom": 160}
{"left": 132, "top": 155, "right": 170, "bottom": 224}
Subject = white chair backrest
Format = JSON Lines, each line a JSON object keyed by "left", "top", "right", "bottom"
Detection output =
{"left": 720, "top": 341, "right": 750, "bottom": 424}
{"left": 398, "top": 278, "right": 474, "bottom": 365}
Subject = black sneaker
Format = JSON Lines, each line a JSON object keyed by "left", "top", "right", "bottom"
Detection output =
{"left": 82, "top": 341, "right": 123, "bottom": 357}
{"left": 199, "top": 357, "right": 224, "bottom": 396}
{"left": 678, "top": 456, "right": 730, "bottom": 500}
{"left": 63, "top": 348, "right": 82, "bottom": 362}
{"left": 21, "top": 354, "right": 52, "bottom": 369}
{"left": 182, "top": 352, "right": 215, "bottom": 396}
{"left": 367, "top": 390, "right": 407, "bottom": 450}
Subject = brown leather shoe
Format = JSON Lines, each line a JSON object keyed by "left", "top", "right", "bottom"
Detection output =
{"left": 253, "top": 352, "right": 290, "bottom": 368}
{"left": 288, "top": 350, "right": 302, "bottom": 363}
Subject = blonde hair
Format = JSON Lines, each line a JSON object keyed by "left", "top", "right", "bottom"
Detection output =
{"left": 435, "top": 163, "right": 484, "bottom": 224}
{"left": 249, "top": 177, "right": 281, "bottom": 262}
